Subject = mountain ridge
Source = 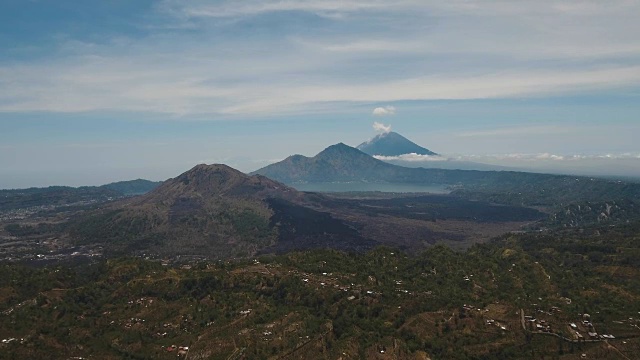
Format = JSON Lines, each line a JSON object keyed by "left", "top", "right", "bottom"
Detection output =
{"left": 252, "top": 143, "right": 640, "bottom": 207}
{"left": 0, "top": 178, "right": 162, "bottom": 212}
{"left": 252, "top": 143, "right": 404, "bottom": 183}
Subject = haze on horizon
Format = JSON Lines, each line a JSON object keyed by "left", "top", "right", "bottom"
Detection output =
{"left": 1, "top": 0, "right": 639, "bottom": 188}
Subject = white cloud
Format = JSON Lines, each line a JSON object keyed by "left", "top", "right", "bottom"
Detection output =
{"left": 3, "top": 57, "right": 640, "bottom": 116}
{"left": 374, "top": 153, "right": 447, "bottom": 162}
{"left": 373, "top": 152, "right": 640, "bottom": 177}
{"left": 167, "top": 0, "right": 403, "bottom": 19}
{"left": 1, "top": 0, "right": 640, "bottom": 116}
{"left": 372, "top": 121, "right": 392, "bottom": 133}
{"left": 457, "top": 153, "right": 640, "bottom": 162}
{"left": 295, "top": 39, "right": 423, "bottom": 53}
{"left": 377, "top": 152, "right": 640, "bottom": 163}
{"left": 372, "top": 106, "right": 396, "bottom": 117}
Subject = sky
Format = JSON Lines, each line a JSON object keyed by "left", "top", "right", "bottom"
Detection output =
{"left": 1, "top": 0, "right": 640, "bottom": 188}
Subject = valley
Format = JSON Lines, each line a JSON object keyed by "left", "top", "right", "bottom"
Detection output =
{"left": 289, "top": 182, "right": 450, "bottom": 194}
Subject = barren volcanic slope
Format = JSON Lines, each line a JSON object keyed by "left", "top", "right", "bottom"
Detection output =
{"left": 70, "top": 164, "right": 375, "bottom": 258}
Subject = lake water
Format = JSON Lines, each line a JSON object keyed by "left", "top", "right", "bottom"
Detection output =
{"left": 292, "top": 182, "right": 450, "bottom": 194}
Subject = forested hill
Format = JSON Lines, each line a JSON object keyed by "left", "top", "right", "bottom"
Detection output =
{"left": 1, "top": 222, "right": 639, "bottom": 359}
{"left": 0, "top": 179, "right": 161, "bottom": 212}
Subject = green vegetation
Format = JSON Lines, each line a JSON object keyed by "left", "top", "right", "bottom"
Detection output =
{"left": 101, "top": 179, "right": 162, "bottom": 196}
{"left": 1, "top": 223, "right": 639, "bottom": 359}
{"left": 4, "top": 223, "right": 62, "bottom": 237}
{"left": 0, "top": 186, "right": 119, "bottom": 212}
{"left": 0, "top": 179, "right": 160, "bottom": 212}
{"left": 453, "top": 176, "right": 640, "bottom": 208}
{"left": 540, "top": 199, "right": 640, "bottom": 228}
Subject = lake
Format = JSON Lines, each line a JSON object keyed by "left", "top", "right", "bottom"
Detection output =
{"left": 291, "top": 182, "right": 450, "bottom": 194}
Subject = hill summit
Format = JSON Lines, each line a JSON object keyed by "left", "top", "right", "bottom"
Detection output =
{"left": 357, "top": 131, "right": 437, "bottom": 156}
{"left": 141, "top": 163, "right": 297, "bottom": 204}
{"left": 251, "top": 143, "right": 400, "bottom": 183}
{"left": 71, "top": 163, "right": 374, "bottom": 258}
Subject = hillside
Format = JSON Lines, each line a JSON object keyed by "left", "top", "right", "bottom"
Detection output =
{"left": 70, "top": 164, "right": 375, "bottom": 258}
{"left": 357, "top": 131, "right": 438, "bottom": 156}
{"left": 101, "top": 179, "right": 162, "bottom": 196}
{"left": 2, "top": 223, "right": 640, "bottom": 359}
{"left": 541, "top": 199, "right": 640, "bottom": 228}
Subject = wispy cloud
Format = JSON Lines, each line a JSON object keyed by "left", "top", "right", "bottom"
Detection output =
{"left": 165, "top": 0, "right": 405, "bottom": 19}
{"left": 372, "top": 106, "right": 396, "bottom": 117}
{"left": 0, "top": 0, "right": 639, "bottom": 116}
{"left": 378, "top": 152, "right": 640, "bottom": 163}
{"left": 3, "top": 62, "right": 639, "bottom": 116}
{"left": 470, "top": 153, "right": 640, "bottom": 162}
{"left": 375, "top": 154, "right": 447, "bottom": 162}
{"left": 311, "top": 40, "right": 422, "bottom": 53}
{"left": 374, "top": 152, "right": 640, "bottom": 178}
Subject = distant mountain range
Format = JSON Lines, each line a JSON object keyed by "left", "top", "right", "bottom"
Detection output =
{"left": 357, "top": 131, "right": 438, "bottom": 156}
{"left": 252, "top": 143, "right": 411, "bottom": 183}
{"left": 252, "top": 143, "right": 640, "bottom": 207}
{"left": 0, "top": 179, "right": 161, "bottom": 212}
{"left": 251, "top": 142, "right": 519, "bottom": 185}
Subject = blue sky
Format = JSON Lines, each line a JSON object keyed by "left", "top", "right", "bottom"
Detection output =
{"left": 1, "top": 0, "right": 640, "bottom": 187}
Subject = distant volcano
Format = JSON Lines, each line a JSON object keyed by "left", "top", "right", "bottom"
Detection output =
{"left": 357, "top": 131, "right": 437, "bottom": 156}
{"left": 252, "top": 143, "right": 447, "bottom": 184}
